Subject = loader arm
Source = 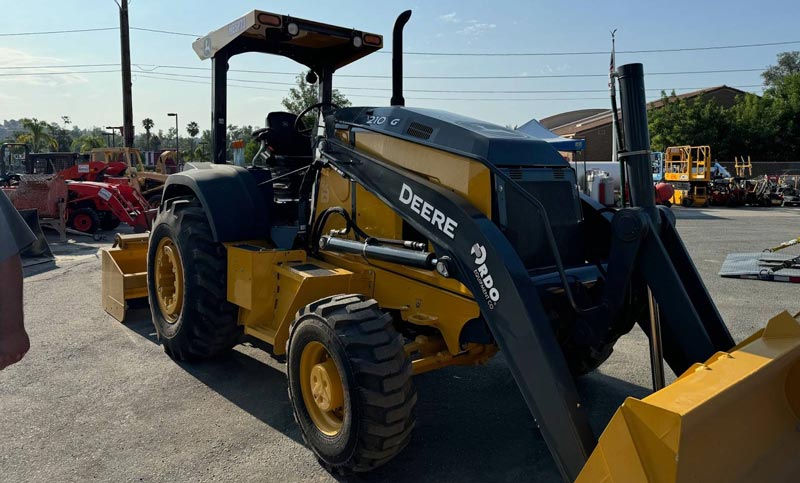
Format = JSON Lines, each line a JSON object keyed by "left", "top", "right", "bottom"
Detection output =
{"left": 319, "top": 138, "right": 595, "bottom": 481}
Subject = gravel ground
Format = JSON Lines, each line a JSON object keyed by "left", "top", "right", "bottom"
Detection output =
{"left": 2, "top": 206, "right": 798, "bottom": 483}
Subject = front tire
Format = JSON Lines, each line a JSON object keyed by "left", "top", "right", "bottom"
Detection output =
{"left": 287, "top": 295, "right": 417, "bottom": 473}
{"left": 147, "top": 197, "right": 241, "bottom": 360}
{"left": 69, "top": 207, "right": 100, "bottom": 233}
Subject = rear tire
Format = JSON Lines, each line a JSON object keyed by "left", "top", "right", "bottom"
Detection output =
{"left": 147, "top": 197, "right": 241, "bottom": 360}
{"left": 68, "top": 207, "right": 100, "bottom": 233}
{"left": 287, "top": 294, "right": 416, "bottom": 473}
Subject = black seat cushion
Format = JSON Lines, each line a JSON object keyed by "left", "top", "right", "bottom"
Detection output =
{"left": 264, "top": 112, "right": 312, "bottom": 157}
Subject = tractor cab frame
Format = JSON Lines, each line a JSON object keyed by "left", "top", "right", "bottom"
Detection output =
{"left": 192, "top": 10, "right": 383, "bottom": 164}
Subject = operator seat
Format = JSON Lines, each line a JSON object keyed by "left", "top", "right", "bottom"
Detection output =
{"left": 261, "top": 111, "right": 313, "bottom": 159}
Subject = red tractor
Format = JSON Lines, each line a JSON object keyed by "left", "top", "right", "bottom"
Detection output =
{"left": 65, "top": 180, "right": 150, "bottom": 233}
{"left": 1, "top": 144, "right": 151, "bottom": 234}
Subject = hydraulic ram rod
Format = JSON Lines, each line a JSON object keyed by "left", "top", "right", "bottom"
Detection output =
{"left": 319, "top": 235, "right": 436, "bottom": 269}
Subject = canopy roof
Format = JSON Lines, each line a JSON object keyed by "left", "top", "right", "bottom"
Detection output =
{"left": 517, "top": 118, "right": 585, "bottom": 152}
{"left": 192, "top": 10, "right": 383, "bottom": 71}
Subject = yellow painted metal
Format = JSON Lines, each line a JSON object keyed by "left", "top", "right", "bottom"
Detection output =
{"left": 663, "top": 146, "right": 711, "bottom": 182}
{"left": 319, "top": 252, "right": 480, "bottom": 355}
{"left": 405, "top": 335, "right": 498, "bottom": 375}
{"left": 671, "top": 186, "right": 708, "bottom": 207}
{"left": 313, "top": 131, "right": 489, "bottom": 356}
{"left": 299, "top": 341, "right": 345, "bottom": 436}
{"left": 154, "top": 237, "right": 184, "bottom": 323}
{"left": 353, "top": 130, "right": 493, "bottom": 217}
{"left": 734, "top": 155, "right": 752, "bottom": 178}
{"left": 101, "top": 233, "right": 149, "bottom": 322}
{"left": 576, "top": 310, "right": 800, "bottom": 483}
{"left": 226, "top": 243, "right": 371, "bottom": 354}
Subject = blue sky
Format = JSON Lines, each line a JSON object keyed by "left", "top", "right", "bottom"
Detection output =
{"left": 1, "top": 0, "right": 798, "bottom": 134}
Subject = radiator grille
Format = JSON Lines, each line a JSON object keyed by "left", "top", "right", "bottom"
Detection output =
{"left": 498, "top": 168, "right": 583, "bottom": 270}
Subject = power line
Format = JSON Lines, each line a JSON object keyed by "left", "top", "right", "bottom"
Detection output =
{"left": 0, "top": 24, "right": 797, "bottom": 57}
{"left": 134, "top": 64, "right": 766, "bottom": 79}
{"left": 134, "top": 73, "right": 612, "bottom": 101}
{"left": 381, "top": 40, "right": 800, "bottom": 56}
{"left": 137, "top": 72, "right": 762, "bottom": 102}
{"left": 134, "top": 70, "right": 766, "bottom": 93}
{"left": 0, "top": 69, "right": 119, "bottom": 77}
{"left": 0, "top": 26, "right": 201, "bottom": 37}
{"left": 130, "top": 27, "right": 199, "bottom": 37}
{"left": 2, "top": 67, "right": 764, "bottom": 94}
{"left": 0, "top": 64, "right": 119, "bottom": 70}
{"left": 0, "top": 62, "right": 767, "bottom": 79}
{"left": 0, "top": 27, "right": 117, "bottom": 37}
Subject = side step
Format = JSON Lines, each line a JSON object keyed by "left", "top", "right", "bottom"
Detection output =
{"left": 577, "top": 311, "right": 800, "bottom": 483}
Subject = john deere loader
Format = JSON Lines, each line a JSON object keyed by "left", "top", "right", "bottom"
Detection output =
{"left": 101, "top": 9, "right": 800, "bottom": 482}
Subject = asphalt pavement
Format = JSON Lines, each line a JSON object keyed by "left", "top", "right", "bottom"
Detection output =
{"left": 1, "top": 206, "right": 798, "bottom": 483}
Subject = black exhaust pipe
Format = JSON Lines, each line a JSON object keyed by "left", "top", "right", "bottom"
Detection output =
{"left": 617, "top": 63, "right": 658, "bottom": 225}
{"left": 390, "top": 10, "right": 412, "bottom": 106}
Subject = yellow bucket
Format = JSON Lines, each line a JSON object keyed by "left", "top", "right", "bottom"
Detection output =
{"left": 578, "top": 311, "right": 800, "bottom": 483}
{"left": 101, "top": 233, "right": 149, "bottom": 322}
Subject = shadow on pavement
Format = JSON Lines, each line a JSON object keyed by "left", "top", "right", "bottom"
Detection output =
{"left": 124, "top": 306, "right": 302, "bottom": 445}
{"left": 671, "top": 207, "right": 728, "bottom": 221}
{"left": 121, "top": 307, "right": 650, "bottom": 483}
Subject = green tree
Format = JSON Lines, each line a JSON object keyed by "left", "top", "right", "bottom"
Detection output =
{"left": 281, "top": 71, "right": 351, "bottom": 128}
{"left": 72, "top": 134, "right": 107, "bottom": 152}
{"left": 17, "top": 118, "right": 58, "bottom": 152}
{"left": 648, "top": 91, "right": 732, "bottom": 159}
{"left": 142, "top": 118, "right": 154, "bottom": 150}
{"left": 762, "top": 51, "right": 800, "bottom": 87}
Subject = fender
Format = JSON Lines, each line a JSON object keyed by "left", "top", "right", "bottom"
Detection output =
{"left": 161, "top": 163, "right": 269, "bottom": 242}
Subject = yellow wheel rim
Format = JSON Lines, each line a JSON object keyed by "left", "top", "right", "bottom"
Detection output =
{"left": 154, "top": 237, "right": 184, "bottom": 324}
{"left": 299, "top": 341, "right": 345, "bottom": 436}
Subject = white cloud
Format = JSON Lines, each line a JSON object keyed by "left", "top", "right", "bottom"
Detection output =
{"left": 439, "top": 12, "right": 460, "bottom": 23}
{"left": 0, "top": 47, "right": 88, "bottom": 86}
{"left": 456, "top": 20, "right": 497, "bottom": 37}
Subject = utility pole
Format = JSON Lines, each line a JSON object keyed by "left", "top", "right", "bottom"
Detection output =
{"left": 117, "top": 0, "right": 134, "bottom": 147}
{"left": 168, "top": 113, "right": 180, "bottom": 165}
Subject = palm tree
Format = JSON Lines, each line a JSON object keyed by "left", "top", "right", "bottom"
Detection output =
{"left": 186, "top": 121, "right": 199, "bottom": 155}
{"left": 17, "top": 118, "right": 58, "bottom": 152}
{"left": 142, "top": 118, "right": 154, "bottom": 150}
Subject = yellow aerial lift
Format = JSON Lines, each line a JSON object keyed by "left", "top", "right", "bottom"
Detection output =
{"left": 664, "top": 145, "right": 711, "bottom": 207}
{"left": 101, "top": 9, "right": 800, "bottom": 482}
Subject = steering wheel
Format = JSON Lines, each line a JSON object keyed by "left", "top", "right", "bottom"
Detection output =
{"left": 293, "top": 102, "right": 340, "bottom": 136}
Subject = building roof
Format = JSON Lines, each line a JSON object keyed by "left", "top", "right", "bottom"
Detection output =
{"left": 550, "top": 85, "right": 750, "bottom": 135}
{"left": 539, "top": 109, "right": 607, "bottom": 130}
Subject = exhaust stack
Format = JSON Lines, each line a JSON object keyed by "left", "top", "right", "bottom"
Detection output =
{"left": 390, "top": 10, "right": 412, "bottom": 106}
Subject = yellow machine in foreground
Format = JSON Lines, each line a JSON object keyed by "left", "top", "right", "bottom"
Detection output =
{"left": 101, "top": 9, "right": 799, "bottom": 483}
{"left": 664, "top": 145, "right": 711, "bottom": 207}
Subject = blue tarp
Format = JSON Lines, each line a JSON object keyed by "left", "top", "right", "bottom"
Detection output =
{"left": 516, "top": 118, "right": 585, "bottom": 152}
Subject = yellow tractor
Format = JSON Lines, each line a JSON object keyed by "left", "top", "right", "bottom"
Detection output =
{"left": 102, "top": 10, "right": 800, "bottom": 482}
{"left": 89, "top": 147, "right": 170, "bottom": 206}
